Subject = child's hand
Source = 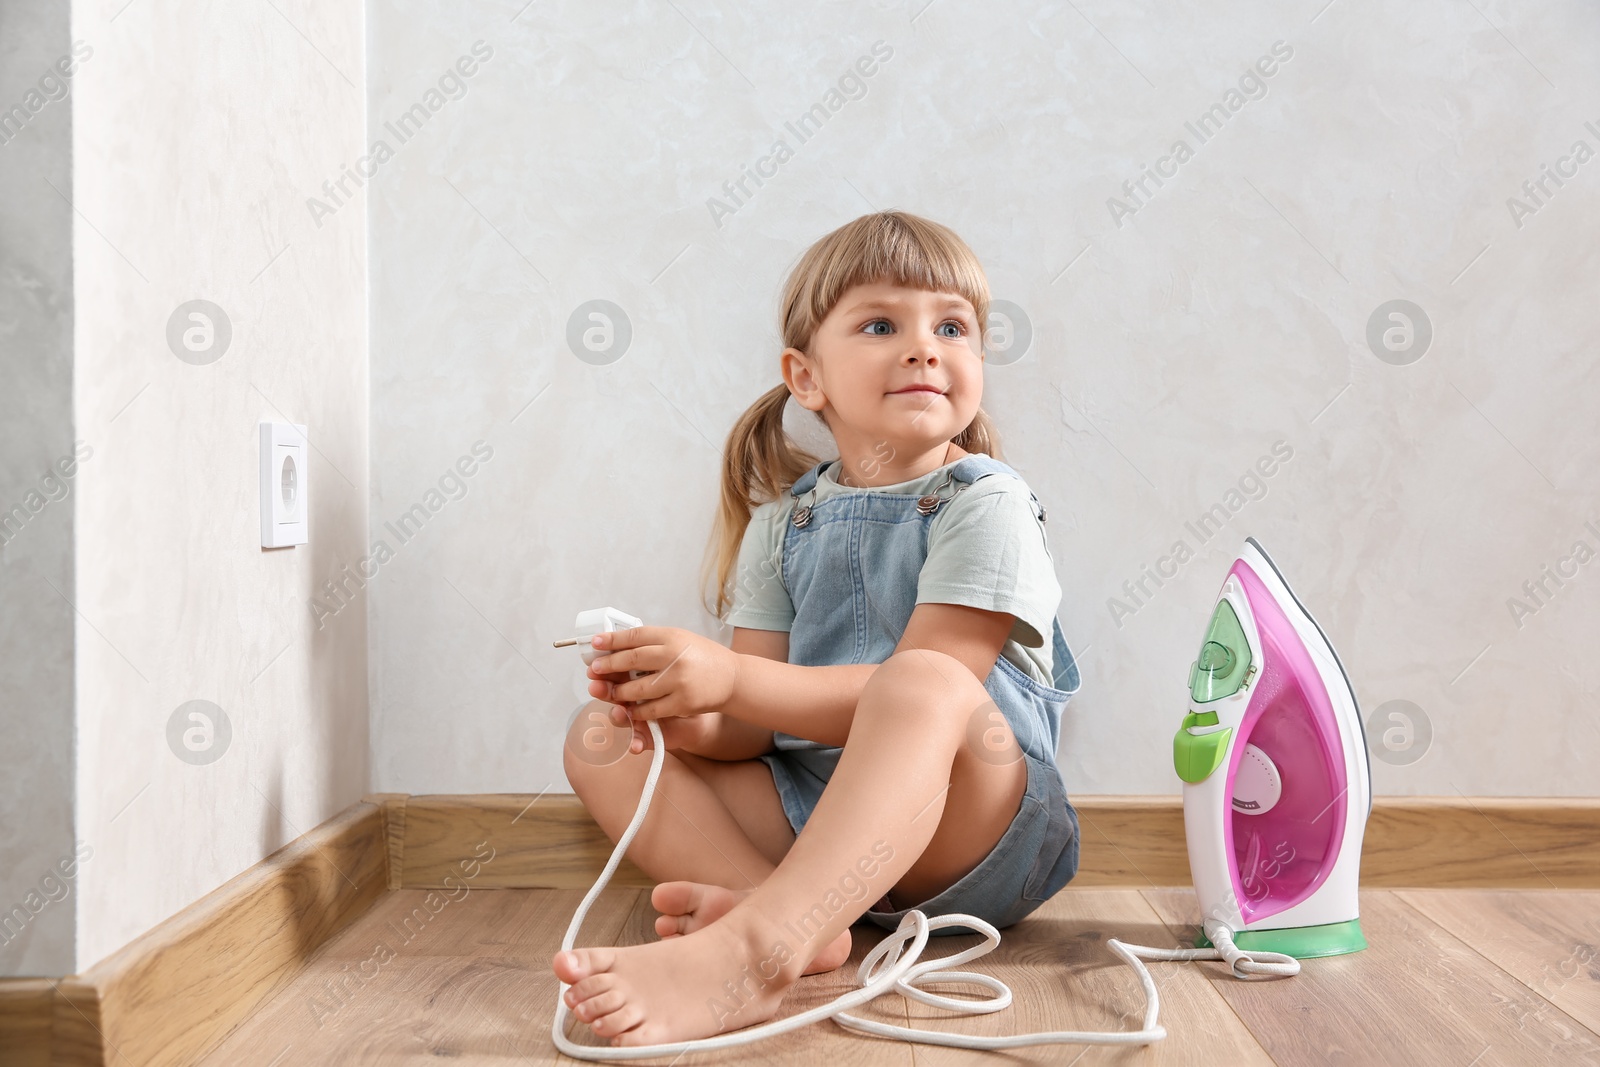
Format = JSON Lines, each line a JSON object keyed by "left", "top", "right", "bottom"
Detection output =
{"left": 603, "top": 703, "right": 718, "bottom": 756}
{"left": 586, "top": 626, "right": 737, "bottom": 722}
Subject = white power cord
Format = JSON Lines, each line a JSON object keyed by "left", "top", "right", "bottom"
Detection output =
{"left": 551, "top": 710, "right": 1301, "bottom": 1060}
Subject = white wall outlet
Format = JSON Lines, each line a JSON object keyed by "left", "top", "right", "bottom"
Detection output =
{"left": 260, "top": 422, "right": 309, "bottom": 548}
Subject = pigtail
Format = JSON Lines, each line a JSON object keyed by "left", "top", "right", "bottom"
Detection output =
{"left": 700, "top": 384, "right": 821, "bottom": 622}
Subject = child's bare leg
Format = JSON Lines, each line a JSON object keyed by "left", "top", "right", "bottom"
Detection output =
{"left": 562, "top": 703, "right": 853, "bottom": 972}
{"left": 554, "top": 648, "right": 1022, "bottom": 1046}
{"left": 564, "top": 703, "right": 792, "bottom": 888}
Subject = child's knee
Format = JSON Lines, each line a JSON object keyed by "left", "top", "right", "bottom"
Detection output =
{"left": 873, "top": 649, "right": 991, "bottom": 731}
{"left": 563, "top": 699, "right": 634, "bottom": 779}
{"left": 881, "top": 646, "right": 966, "bottom": 684}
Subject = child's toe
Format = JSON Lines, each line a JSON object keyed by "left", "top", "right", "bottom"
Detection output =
{"left": 602, "top": 1006, "right": 648, "bottom": 1042}
{"left": 554, "top": 946, "right": 614, "bottom": 983}
{"left": 567, "top": 973, "right": 616, "bottom": 1008}
{"left": 649, "top": 880, "right": 693, "bottom": 913}
{"left": 576, "top": 988, "right": 626, "bottom": 1022}
{"left": 593, "top": 1002, "right": 644, "bottom": 1038}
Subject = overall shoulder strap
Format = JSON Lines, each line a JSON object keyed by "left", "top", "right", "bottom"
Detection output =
{"left": 788, "top": 459, "right": 832, "bottom": 497}
{"left": 948, "top": 453, "right": 1012, "bottom": 485}
{"left": 949, "top": 455, "right": 1046, "bottom": 523}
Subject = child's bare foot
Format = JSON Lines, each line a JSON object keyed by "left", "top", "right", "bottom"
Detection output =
{"left": 651, "top": 880, "right": 853, "bottom": 975}
{"left": 554, "top": 911, "right": 798, "bottom": 1046}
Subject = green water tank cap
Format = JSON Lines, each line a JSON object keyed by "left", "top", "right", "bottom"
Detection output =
{"left": 1190, "top": 599, "right": 1252, "bottom": 704}
{"left": 1198, "top": 640, "right": 1234, "bottom": 673}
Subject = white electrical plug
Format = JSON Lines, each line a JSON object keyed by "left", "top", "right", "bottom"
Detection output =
{"left": 554, "top": 607, "right": 648, "bottom": 680}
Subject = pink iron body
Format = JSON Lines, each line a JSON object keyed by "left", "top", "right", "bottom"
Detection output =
{"left": 1174, "top": 538, "right": 1371, "bottom": 958}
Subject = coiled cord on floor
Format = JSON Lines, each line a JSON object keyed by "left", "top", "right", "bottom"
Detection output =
{"left": 551, "top": 718, "right": 1301, "bottom": 1060}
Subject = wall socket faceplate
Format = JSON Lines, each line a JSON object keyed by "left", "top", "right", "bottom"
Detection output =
{"left": 260, "top": 422, "right": 309, "bottom": 548}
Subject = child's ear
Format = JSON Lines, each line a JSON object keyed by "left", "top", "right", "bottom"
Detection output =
{"left": 781, "top": 347, "right": 827, "bottom": 411}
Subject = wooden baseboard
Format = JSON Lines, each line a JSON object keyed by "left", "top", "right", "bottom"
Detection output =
{"left": 396, "top": 793, "right": 656, "bottom": 889}
{"left": 0, "top": 979, "right": 55, "bottom": 1067}
{"left": 392, "top": 794, "right": 1600, "bottom": 891}
{"left": 1, "top": 799, "right": 388, "bottom": 1067}
{"left": 2, "top": 792, "right": 1595, "bottom": 1066}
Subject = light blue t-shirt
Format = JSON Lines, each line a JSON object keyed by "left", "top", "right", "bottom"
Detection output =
{"left": 724, "top": 457, "right": 1063, "bottom": 685}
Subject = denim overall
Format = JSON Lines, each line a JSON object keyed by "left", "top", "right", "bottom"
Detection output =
{"left": 756, "top": 453, "right": 1084, "bottom": 936}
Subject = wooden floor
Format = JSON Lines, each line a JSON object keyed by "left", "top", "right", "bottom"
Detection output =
{"left": 197, "top": 885, "right": 1600, "bottom": 1066}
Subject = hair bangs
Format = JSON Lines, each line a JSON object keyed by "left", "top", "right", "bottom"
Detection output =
{"left": 782, "top": 211, "right": 990, "bottom": 354}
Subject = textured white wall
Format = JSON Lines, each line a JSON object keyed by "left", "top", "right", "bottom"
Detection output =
{"left": 69, "top": 0, "right": 369, "bottom": 969}
{"left": 369, "top": 1, "right": 1600, "bottom": 801}
{"left": 0, "top": 0, "right": 78, "bottom": 978}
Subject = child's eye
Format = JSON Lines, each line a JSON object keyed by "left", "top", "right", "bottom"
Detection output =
{"left": 861, "top": 318, "right": 967, "bottom": 337}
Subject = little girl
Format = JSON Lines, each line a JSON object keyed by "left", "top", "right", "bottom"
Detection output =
{"left": 554, "top": 210, "right": 1083, "bottom": 1048}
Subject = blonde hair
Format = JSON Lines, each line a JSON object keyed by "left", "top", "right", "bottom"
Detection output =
{"left": 700, "top": 210, "right": 1004, "bottom": 623}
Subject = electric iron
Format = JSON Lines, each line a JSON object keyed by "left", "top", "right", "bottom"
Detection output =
{"left": 1175, "top": 536, "right": 1372, "bottom": 958}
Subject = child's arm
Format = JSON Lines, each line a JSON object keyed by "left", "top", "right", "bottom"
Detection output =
{"left": 672, "top": 628, "right": 788, "bottom": 760}
{"left": 713, "top": 604, "right": 1012, "bottom": 749}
